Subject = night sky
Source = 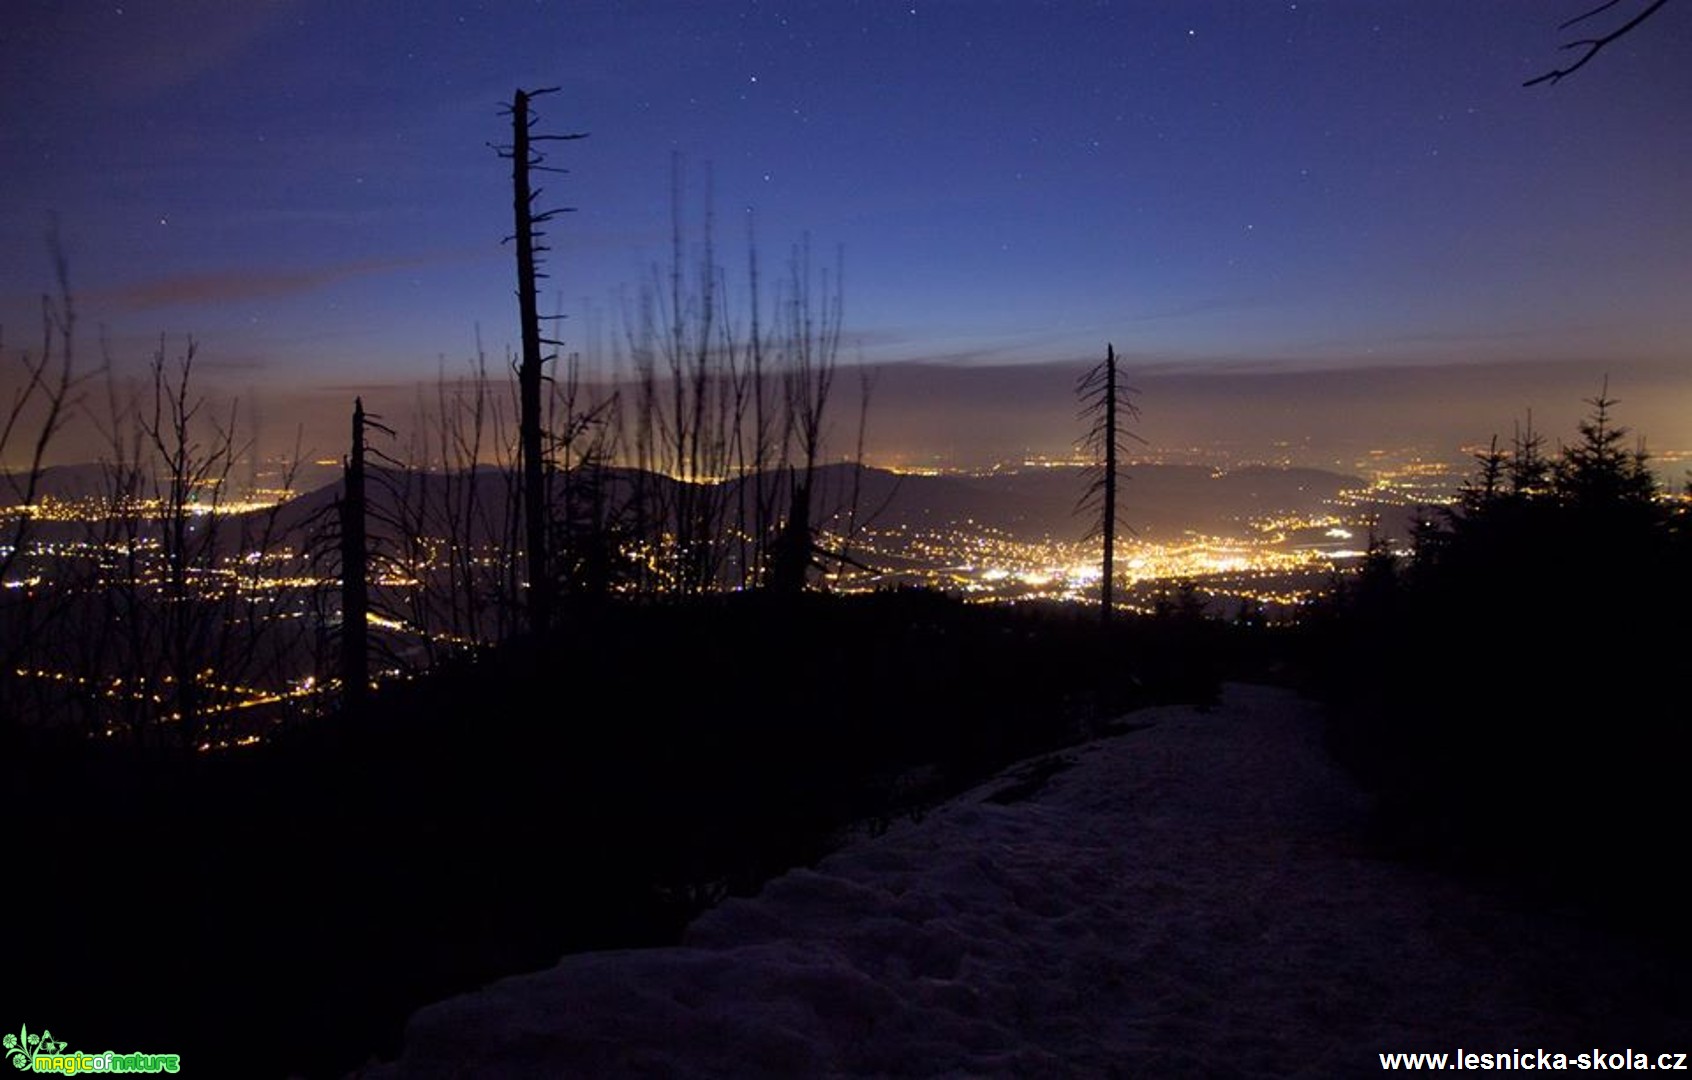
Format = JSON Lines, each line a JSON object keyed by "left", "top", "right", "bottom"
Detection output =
{"left": 3, "top": 1, "right": 1690, "bottom": 467}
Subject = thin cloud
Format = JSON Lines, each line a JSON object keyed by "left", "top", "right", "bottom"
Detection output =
{"left": 96, "top": 255, "right": 454, "bottom": 314}
{"left": 103, "top": 268, "right": 346, "bottom": 312}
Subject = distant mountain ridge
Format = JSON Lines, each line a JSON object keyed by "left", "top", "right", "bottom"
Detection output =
{"left": 798, "top": 461, "right": 1358, "bottom": 540}
{"left": 5, "top": 460, "right": 1361, "bottom": 548}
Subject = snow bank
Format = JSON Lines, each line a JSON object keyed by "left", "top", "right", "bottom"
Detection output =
{"left": 358, "top": 684, "right": 1681, "bottom": 1078}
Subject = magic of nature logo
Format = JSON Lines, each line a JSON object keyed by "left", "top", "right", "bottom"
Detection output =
{"left": 5, "top": 1024, "right": 180, "bottom": 1074}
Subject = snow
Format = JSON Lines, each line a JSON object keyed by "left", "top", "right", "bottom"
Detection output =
{"left": 356, "top": 684, "right": 1683, "bottom": 1078}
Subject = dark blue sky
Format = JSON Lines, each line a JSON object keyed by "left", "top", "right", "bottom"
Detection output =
{"left": 3, "top": 1, "right": 1690, "bottom": 464}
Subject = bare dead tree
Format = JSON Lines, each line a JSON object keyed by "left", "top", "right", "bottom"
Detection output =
{"left": 5, "top": 241, "right": 321, "bottom": 743}
{"left": 496, "top": 87, "right": 587, "bottom": 635}
{"left": 0, "top": 228, "right": 87, "bottom": 735}
{"left": 781, "top": 238, "right": 841, "bottom": 504}
{"left": 141, "top": 338, "right": 243, "bottom": 741}
{"left": 72, "top": 335, "right": 314, "bottom": 744}
{"left": 618, "top": 157, "right": 746, "bottom": 594}
{"left": 373, "top": 350, "right": 521, "bottom": 666}
{"left": 597, "top": 167, "right": 854, "bottom": 596}
{"left": 664, "top": 160, "right": 735, "bottom": 592}
{"left": 833, "top": 366, "right": 876, "bottom": 576}
{"left": 715, "top": 209, "right": 795, "bottom": 591}
{"left": 765, "top": 238, "right": 844, "bottom": 596}
{"left": 1, "top": 230, "right": 83, "bottom": 585}
{"left": 339, "top": 397, "right": 394, "bottom": 710}
{"left": 544, "top": 339, "right": 623, "bottom": 600}
{"left": 1077, "top": 343, "right": 1144, "bottom": 627}
{"left": 86, "top": 340, "right": 151, "bottom": 738}
{"left": 1526, "top": 0, "right": 1672, "bottom": 86}
{"left": 234, "top": 440, "right": 308, "bottom": 662}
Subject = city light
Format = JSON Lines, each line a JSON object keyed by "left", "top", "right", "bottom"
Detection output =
{"left": 0, "top": 449, "right": 1491, "bottom": 746}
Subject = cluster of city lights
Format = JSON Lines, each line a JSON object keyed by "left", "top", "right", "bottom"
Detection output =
{"left": 0, "top": 448, "right": 1508, "bottom": 747}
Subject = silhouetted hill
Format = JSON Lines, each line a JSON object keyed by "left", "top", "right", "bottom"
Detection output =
{"left": 6, "top": 460, "right": 1362, "bottom": 553}
{"left": 1, "top": 463, "right": 115, "bottom": 500}
{"left": 799, "top": 462, "right": 1358, "bottom": 540}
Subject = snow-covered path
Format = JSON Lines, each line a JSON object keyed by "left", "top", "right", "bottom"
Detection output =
{"left": 360, "top": 685, "right": 1684, "bottom": 1078}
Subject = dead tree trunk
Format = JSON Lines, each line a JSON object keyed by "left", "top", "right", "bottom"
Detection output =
{"left": 511, "top": 89, "right": 551, "bottom": 635}
{"left": 1101, "top": 347, "right": 1117, "bottom": 623}
{"left": 340, "top": 397, "right": 369, "bottom": 709}
{"left": 501, "top": 88, "right": 585, "bottom": 635}
{"left": 1078, "top": 343, "right": 1143, "bottom": 628}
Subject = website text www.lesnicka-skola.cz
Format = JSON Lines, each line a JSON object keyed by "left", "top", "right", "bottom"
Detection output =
{"left": 1380, "top": 1049, "right": 1689, "bottom": 1071}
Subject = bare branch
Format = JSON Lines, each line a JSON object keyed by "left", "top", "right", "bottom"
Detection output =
{"left": 1561, "top": 0, "right": 1628, "bottom": 30}
{"left": 1525, "top": 0, "right": 1671, "bottom": 86}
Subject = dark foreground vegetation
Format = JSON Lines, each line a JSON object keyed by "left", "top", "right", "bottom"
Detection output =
{"left": 1312, "top": 391, "right": 1692, "bottom": 947}
{"left": 11, "top": 589, "right": 1244, "bottom": 1079}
